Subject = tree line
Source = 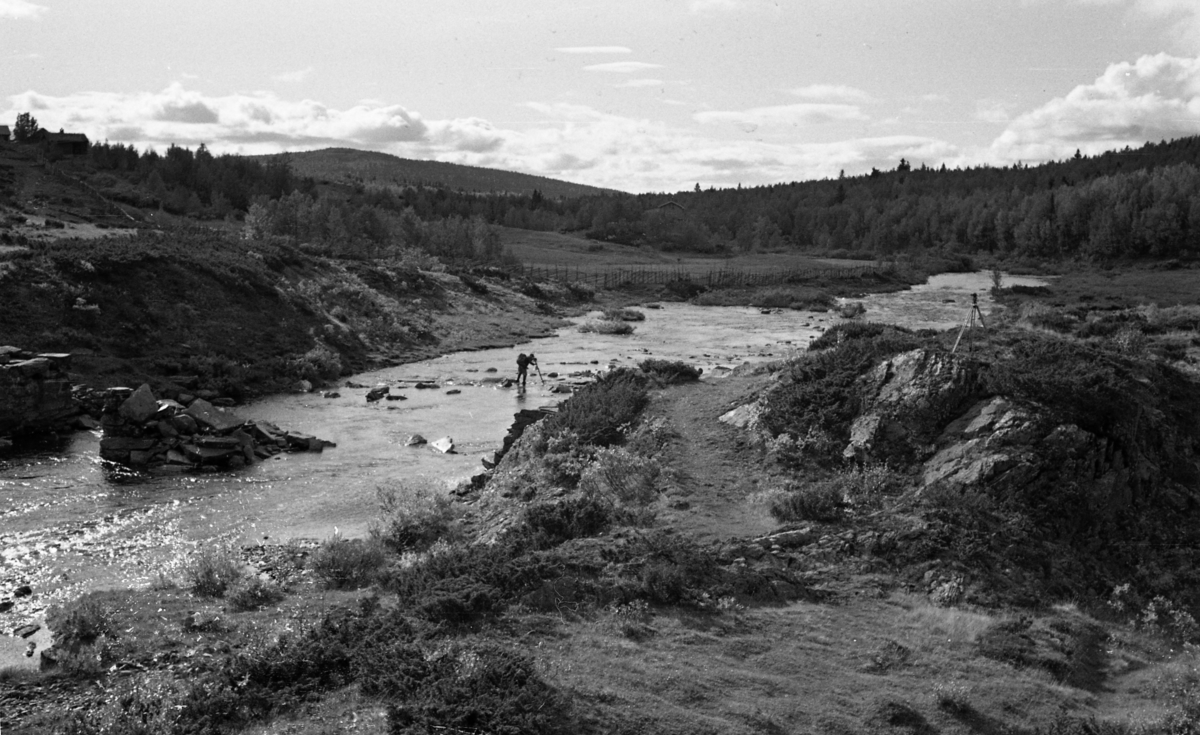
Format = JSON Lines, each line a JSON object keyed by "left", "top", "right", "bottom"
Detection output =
{"left": 64, "top": 128, "right": 1200, "bottom": 264}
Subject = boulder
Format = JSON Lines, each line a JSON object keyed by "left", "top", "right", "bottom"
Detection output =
{"left": 171, "top": 413, "right": 199, "bottom": 435}
{"left": 184, "top": 398, "right": 243, "bottom": 433}
{"left": 719, "top": 402, "right": 763, "bottom": 430}
{"left": 118, "top": 383, "right": 158, "bottom": 424}
{"left": 405, "top": 434, "right": 427, "bottom": 446}
{"left": 445, "top": 389, "right": 462, "bottom": 395}
{"left": 293, "top": 380, "right": 313, "bottom": 393}
{"left": 366, "top": 386, "right": 390, "bottom": 402}
{"left": 430, "top": 436, "right": 455, "bottom": 454}
{"left": 415, "top": 382, "right": 440, "bottom": 389}
{"left": 386, "top": 394, "right": 406, "bottom": 401}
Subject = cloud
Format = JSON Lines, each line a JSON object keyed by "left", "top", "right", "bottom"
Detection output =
{"left": 791, "top": 84, "right": 872, "bottom": 104}
{"left": 555, "top": 46, "right": 632, "bottom": 54}
{"left": 615, "top": 79, "right": 664, "bottom": 89}
{"left": 583, "top": 61, "right": 663, "bottom": 73}
{"left": 273, "top": 67, "right": 314, "bottom": 84}
{"left": 0, "top": 0, "right": 46, "bottom": 19}
{"left": 0, "top": 83, "right": 961, "bottom": 193}
{"left": 975, "top": 99, "right": 1013, "bottom": 124}
{"left": 1058, "top": 0, "right": 1200, "bottom": 48}
{"left": 695, "top": 102, "right": 868, "bottom": 129}
{"left": 990, "top": 53, "right": 1200, "bottom": 161}
{"left": 3, "top": 85, "right": 431, "bottom": 152}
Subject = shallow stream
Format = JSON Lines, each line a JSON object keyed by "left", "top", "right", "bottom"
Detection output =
{"left": 0, "top": 270, "right": 1046, "bottom": 662}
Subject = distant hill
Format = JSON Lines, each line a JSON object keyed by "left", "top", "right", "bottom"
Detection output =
{"left": 256, "top": 148, "right": 619, "bottom": 198}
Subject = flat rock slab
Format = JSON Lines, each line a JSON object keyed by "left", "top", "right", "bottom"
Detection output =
{"left": 184, "top": 398, "right": 243, "bottom": 432}
{"left": 430, "top": 436, "right": 455, "bottom": 453}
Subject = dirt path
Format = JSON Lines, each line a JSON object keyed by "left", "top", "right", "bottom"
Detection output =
{"left": 647, "top": 372, "right": 783, "bottom": 542}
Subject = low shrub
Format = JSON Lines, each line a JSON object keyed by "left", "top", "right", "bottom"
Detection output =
{"left": 47, "top": 594, "right": 117, "bottom": 652}
{"left": 565, "top": 281, "right": 595, "bottom": 301}
{"left": 838, "top": 301, "right": 867, "bottom": 319}
{"left": 183, "top": 544, "right": 244, "bottom": 598}
{"left": 515, "top": 495, "right": 617, "bottom": 549}
{"left": 580, "top": 446, "right": 662, "bottom": 508}
{"left": 544, "top": 368, "right": 649, "bottom": 447}
{"left": 370, "top": 482, "right": 462, "bottom": 553}
{"left": 663, "top": 279, "right": 705, "bottom": 299}
{"left": 578, "top": 319, "right": 635, "bottom": 335}
{"left": 385, "top": 643, "right": 572, "bottom": 734}
{"left": 457, "top": 273, "right": 488, "bottom": 294}
{"left": 769, "top": 481, "right": 845, "bottom": 522}
{"left": 226, "top": 576, "right": 286, "bottom": 612}
{"left": 639, "top": 358, "right": 702, "bottom": 384}
{"left": 602, "top": 307, "right": 645, "bottom": 321}
{"left": 310, "top": 535, "right": 388, "bottom": 590}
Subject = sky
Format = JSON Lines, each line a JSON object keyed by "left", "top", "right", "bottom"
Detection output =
{"left": 4, "top": 0, "right": 1200, "bottom": 193}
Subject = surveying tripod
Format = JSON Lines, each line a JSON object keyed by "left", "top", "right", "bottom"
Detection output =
{"left": 951, "top": 293, "right": 986, "bottom": 354}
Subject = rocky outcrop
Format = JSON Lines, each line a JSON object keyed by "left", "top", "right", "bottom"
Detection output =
{"left": 0, "top": 347, "right": 78, "bottom": 440}
{"left": 98, "top": 384, "right": 335, "bottom": 470}
{"left": 843, "top": 349, "right": 979, "bottom": 463}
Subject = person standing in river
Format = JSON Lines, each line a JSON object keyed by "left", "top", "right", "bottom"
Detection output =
{"left": 516, "top": 352, "right": 537, "bottom": 387}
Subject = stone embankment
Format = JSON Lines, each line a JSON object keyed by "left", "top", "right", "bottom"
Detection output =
{"left": 98, "top": 384, "right": 334, "bottom": 471}
{"left": 0, "top": 347, "right": 80, "bottom": 445}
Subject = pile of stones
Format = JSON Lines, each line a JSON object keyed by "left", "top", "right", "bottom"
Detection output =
{"left": 98, "top": 384, "right": 334, "bottom": 471}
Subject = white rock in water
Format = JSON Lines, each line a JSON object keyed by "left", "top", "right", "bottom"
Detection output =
{"left": 430, "top": 436, "right": 455, "bottom": 454}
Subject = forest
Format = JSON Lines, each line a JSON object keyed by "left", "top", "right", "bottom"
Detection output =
{"left": 83, "top": 134, "right": 1200, "bottom": 264}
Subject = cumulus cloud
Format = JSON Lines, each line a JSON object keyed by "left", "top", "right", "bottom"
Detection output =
{"left": 583, "top": 61, "right": 663, "bottom": 73}
{"left": 0, "top": 83, "right": 961, "bottom": 193}
{"left": 3, "top": 84, "right": 433, "bottom": 152}
{"left": 791, "top": 84, "right": 872, "bottom": 104}
{"left": 0, "top": 0, "right": 46, "bottom": 19}
{"left": 990, "top": 53, "right": 1200, "bottom": 161}
{"left": 975, "top": 99, "right": 1013, "bottom": 124}
{"left": 555, "top": 46, "right": 632, "bottom": 54}
{"left": 695, "top": 102, "right": 868, "bottom": 129}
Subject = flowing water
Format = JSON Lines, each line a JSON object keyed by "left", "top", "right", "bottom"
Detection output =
{"left": 0, "top": 270, "right": 1047, "bottom": 661}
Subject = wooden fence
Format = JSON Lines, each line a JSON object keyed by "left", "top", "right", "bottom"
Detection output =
{"left": 518, "top": 263, "right": 882, "bottom": 289}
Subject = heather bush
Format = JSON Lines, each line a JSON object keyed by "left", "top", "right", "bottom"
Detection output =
{"left": 768, "top": 481, "right": 845, "bottom": 522}
{"left": 580, "top": 446, "right": 661, "bottom": 508}
{"left": 226, "top": 576, "right": 286, "bottom": 612}
{"left": 639, "top": 358, "right": 702, "bottom": 384}
{"left": 544, "top": 368, "right": 649, "bottom": 447}
{"left": 47, "top": 594, "right": 117, "bottom": 652}
{"left": 602, "top": 307, "right": 645, "bottom": 321}
{"left": 310, "top": 534, "right": 387, "bottom": 590}
{"left": 183, "top": 544, "right": 244, "bottom": 598}
{"left": 578, "top": 319, "right": 634, "bottom": 334}
{"left": 370, "top": 481, "right": 463, "bottom": 553}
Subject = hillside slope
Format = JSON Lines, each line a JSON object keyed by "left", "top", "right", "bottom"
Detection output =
{"left": 259, "top": 148, "right": 619, "bottom": 198}
{"left": 0, "top": 231, "right": 573, "bottom": 404}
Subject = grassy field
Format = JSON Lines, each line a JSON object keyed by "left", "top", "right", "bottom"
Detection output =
{"left": 1006, "top": 263, "right": 1200, "bottom": 308}
{"left": 498, "top": 227, "right": 869, "bottom": 274}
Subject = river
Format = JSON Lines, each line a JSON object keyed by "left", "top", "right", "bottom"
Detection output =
{"left": 0, "top": 270, "right": 1046, "bottom": 663}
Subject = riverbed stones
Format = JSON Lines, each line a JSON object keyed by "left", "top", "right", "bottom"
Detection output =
{"left": 98, "top": 386, "right": 333, "bottom": 470}
{"left": 366, "top": 386, "right": 389, "bottom": 402}
{"left": 118, "top": 384, "right": 158, "bottom": 423}
{"left": 430, "top": 436, "right": 455, "bottom": 453}
{"left": 405, "top": 434, "right": 427, "bottom": 446}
